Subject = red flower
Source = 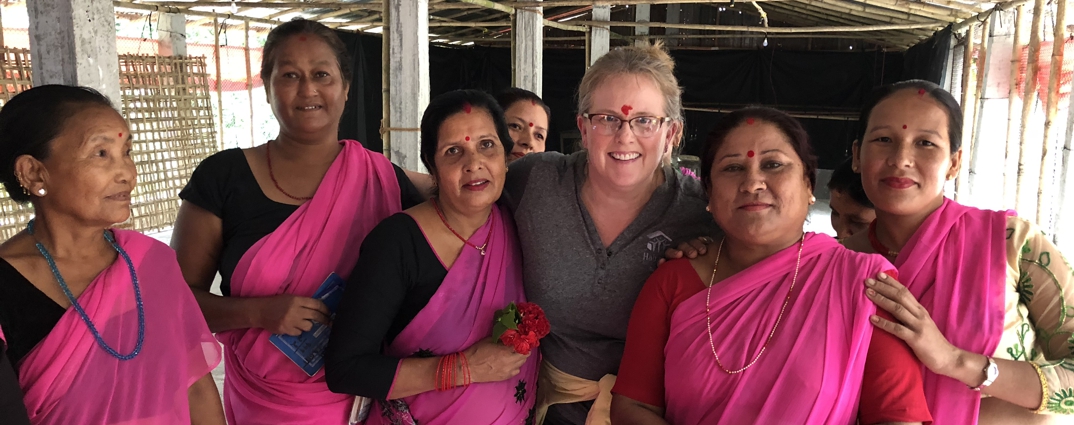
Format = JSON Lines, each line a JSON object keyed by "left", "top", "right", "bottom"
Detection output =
{"left": 516, "top": 303, "right": 551, "bottom": 339}
{"left": 500, "top": 329, "right": 520, "bottom": 347}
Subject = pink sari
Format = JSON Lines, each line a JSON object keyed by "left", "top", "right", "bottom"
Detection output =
{"left": 893, "top": 198, "right": 1009, "bottom": 424}
{"left": 366, "top": 205, "right": 539, "bottom": 425}
{"left": 664, "top": 233, "right": 891, "bottom": 425}
{"left": 10, "top": 230, "right": 220, "bottom": 425}
{"left": 217, "top": 140, "right": 402, "bottom": 425}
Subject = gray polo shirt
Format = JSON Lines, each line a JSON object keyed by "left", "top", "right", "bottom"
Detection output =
{"left": 502, "top": 151, "right": 719, "bottom": 423}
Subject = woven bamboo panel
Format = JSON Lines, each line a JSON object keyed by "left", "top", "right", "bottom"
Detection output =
{"left": 0, "top": 47, "right": 35, "bottom": 241}
{"left": 0, "top": 52, "right": 218, "bottom": 240}
{"left": 117, "top": 54, "right": 218, "bottom": 234}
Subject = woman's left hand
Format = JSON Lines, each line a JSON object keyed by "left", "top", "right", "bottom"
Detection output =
{"left": 866, "top": 272, "right": 964, "bottom": 377}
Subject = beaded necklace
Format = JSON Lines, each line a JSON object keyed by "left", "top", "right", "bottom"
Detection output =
{"left": 27, "top": 220, "right": 145, "bottom": 360}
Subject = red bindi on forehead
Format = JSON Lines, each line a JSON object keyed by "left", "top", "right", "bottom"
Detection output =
{"left": 528, "top": 122, "right": 534, "bottom": 127}
{"left": 902, "top": 125, "right": 908, "bottom": 129}
{"left": 531, "top": 99, "right": 537, "bottom": 106}
{"left": 463, "top": 103, "right": 472, "bottom": 114}
{"left": 621, "top": 104, "right": 633, "bottom": 116}
{"left": 918, "top": 89, "right": 926, "bottom": 96}
{"left": 746, "top": 118, "right": 755, "bottom": 125}
{"left": 747, "top": 150, "right": 755, "bottom": 158}
{"left": 465, "top": 136, "right": 470, "bottom": 141}
{"left": 118, "top": 132, "right": 123, "bottom": 138}
{"left": 299, "top": 36, "right": 307, "bottom": 42}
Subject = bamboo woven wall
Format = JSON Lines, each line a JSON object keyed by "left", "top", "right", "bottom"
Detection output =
{"left": 0, "top": 47, "right": 34, "bottom": 241}
{"left": 0, "top": 51, "right": 218, "bottom": 240}
{"left": 117, "top": 54, "right": 218, "bottom": 234}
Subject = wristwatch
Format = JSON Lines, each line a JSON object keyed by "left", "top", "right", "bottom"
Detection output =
{"left": 970, "top": 357, "right": 999, "bottom": 391}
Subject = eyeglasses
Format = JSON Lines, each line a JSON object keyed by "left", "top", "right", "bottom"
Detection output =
{"left": 582, "top": 113, "right": 673, "bottom": 139}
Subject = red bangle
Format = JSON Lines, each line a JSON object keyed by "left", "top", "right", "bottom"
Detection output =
{"left": 460, "top": 352, "right": 471, "bottom": 386}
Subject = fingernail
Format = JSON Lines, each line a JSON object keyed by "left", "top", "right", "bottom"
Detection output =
{"left": 865, "top": 279, "right": 875, "bottom": 286}
{"left": 878, "top": 272, "right": 888, "bottom": 279}
{"left": 870, "top": 315, "right": 880, "bottom": 323}
{"left": 867, "top": 288, "right": 876, "bottom": 296}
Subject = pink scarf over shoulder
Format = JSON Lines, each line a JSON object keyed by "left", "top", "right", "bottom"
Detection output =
{"left": 366, "top": 205, "right": 539, "bottom": 425}
{"left": 13, "top": 230, "right": 220, "bottom": 425}
{"left": 217, "top": 140, "right": 402, "bottom": 425}
{"left": 893, "top": 198, "right": 1010, "bottom": 424}
{"left": 664, "top": 233, "right": 891, "bottom": 425}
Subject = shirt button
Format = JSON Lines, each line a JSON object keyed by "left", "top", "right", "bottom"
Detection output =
{"left": 606, "top": 250, "right": 613, "bottom": 257}
{"left": 596, "top": 248, "right": 603, "bottom": 255}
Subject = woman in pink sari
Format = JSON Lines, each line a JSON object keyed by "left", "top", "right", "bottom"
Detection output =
{"left": 611, "top": 107, "right": 932, "bottom": 425}
{"left": 171, "top": 20, "right": 424, "bottom": 424}
{"left": 325, "top": 89, "right": 538, "bottom": 424}
{"left": 845, "top": 80, "right": 1074, "bottom": 424}
{"left": 0, "top": 85, "right": 222, "bottom": 424}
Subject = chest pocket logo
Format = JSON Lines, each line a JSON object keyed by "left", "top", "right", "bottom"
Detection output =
{"left": 643, "top": 231, "right": 673, "bottom": 265}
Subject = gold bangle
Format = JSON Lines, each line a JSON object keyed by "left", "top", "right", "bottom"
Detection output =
{"left": 1030, "top": 363, "right": 1049, "bottom": 414}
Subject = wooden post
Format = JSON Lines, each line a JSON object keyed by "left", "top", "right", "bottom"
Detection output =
{"left": 634, "top": 3, "right": 651, "bottom": 46}
{"left": 588, "top": 5, "right": 610, "bottom": 66}
{"left": 244, "top": 20, "right": 254, "bottom": 148}
{"left": 1058, "top": 56, "right": 1074, "bottom": 246}
{"left": 382, "top": 2, "right": 391, "bottom": 156}
{"left": 1015, "top": 0, "right": 1043, "bottom": 215}
{"left": 0, "top": 6, "right": 6, "bottom": 48}
{"left": 963, "top": 14, "right": 991, "bottom": 201}
{"left": 512, "top": 0, "right": 543, "bottom": 95}
{"left": 214, "top": 17, "right": 224, "bottom": 149}
{"left": 1036, "top": 0, "right": 1066, "bottom": 225}
{"left": 387, "top": 0, "right": 429, "bottom": 171}
{"left": 1004, "top": 5, "right": 1025, "bottom": 209}
{"left": 955, "top": 22, "right": 974, "bottom": 200}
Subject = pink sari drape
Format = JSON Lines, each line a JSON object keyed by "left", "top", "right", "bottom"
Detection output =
{"left": 14, "top": 230, "right": 220, "bottom": 425}
{"left": 218, "top": 140, "right": 402, "bottom": 425}
{"left": 664, "top": 233, "right": 891, "bottom": 425}
{"left": 893, "top": 198, "right": 1009, "bottom": 425}
{"left": 366, "top": 205, "right": 539, "bottom": 425}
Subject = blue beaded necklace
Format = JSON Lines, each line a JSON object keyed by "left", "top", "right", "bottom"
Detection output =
{"left": 27, "top": 219, "right": 146, "bottom": 360}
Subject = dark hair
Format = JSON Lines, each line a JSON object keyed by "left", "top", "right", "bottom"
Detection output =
{"left": 496, "top": 87, "right": 551, "bottom": 124}
{"left": 699, "top": 107, "right": 818, "bottom": 192}
{"left": 827, "top": 157, "right": 874, "bottom": 208}
{"left": 419, "top": 89, "right": 514, "bottom": 178}
{"left": 0, "top": 85, "right": 115, "bottom": 203}
{"left": 856, "top": 80, "right": 962, "bottom": 153}
{"left": 261, "top": 19, "right": 353, "bottom": 85}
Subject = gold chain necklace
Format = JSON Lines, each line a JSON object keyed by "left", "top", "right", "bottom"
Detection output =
{"left": 705, "top": 235, "right": 805, "bottom": 374}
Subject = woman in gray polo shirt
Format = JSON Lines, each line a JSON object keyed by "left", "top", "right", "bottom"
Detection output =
{"left": 500, "top": 42, "right": 718, "bottom": 425}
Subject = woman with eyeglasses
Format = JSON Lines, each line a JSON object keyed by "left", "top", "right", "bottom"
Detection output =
{"left": 498, "top": 42, "right": 719, "bottom": 424}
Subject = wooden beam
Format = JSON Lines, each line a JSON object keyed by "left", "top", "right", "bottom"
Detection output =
{"left": 114, "top": 2, "right": 285, "bottom": 27}
{"left": 1016, "top": 0, "right": 1044, "bottom": 214}
{"left": 860, "top": 0, "right": 972, "bottom": 20}
{"left": 1038, "top": 0, "right": 1067, "bottom": 223}
{"left": 135, "top": 1, "right": 384, "bottom": 10}
{"left": 761, "top": 2, "right": 928, "bottom": 43}
{"left": 953, "top": 0, "right": 1032, "bottom": 32}
{"left": 501, "top": 0, "right": 791, "bottom": 5}
{"left": 756, "top": 3, "right": 900, "bottom": 42}
{"left": 568, "top": 20, "right": 944, "bottom": 33}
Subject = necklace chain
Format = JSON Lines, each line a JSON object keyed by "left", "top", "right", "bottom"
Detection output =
{"left": 705, "top": 235, "right": 805, "bottom": 374}
{"left": 867, "top": 220, "right": 899, "bottom": 258}
{"left": 432, "top": 198, "right": 493, "bottom": 256}
{"left": 266, "top": 141, "right": 314, "bottom": 201}
{"left": 27, "top": 219, "right": 146, "bottom": 361}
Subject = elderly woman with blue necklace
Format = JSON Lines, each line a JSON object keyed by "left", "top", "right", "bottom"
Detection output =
{"left": 0, "top": 85, "right": 224, "bottom": 425}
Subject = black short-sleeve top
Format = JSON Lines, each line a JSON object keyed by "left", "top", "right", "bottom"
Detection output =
{"left": 178, "top": 147, "right": 424, "bottom": 295}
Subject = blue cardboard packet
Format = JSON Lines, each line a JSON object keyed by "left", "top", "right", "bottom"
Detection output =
{"left": 269, "top": 272, "right": 345, "bottom": 376}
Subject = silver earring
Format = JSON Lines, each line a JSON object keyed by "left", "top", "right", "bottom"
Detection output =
{"left": 705, "top": 205, "right": 711, "bottom": 212}
{"left": 810, "top": 195, "right": 816, "bottom": 204}
{"left": 37, "top": 188, "right": 46, "bottom": 196}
